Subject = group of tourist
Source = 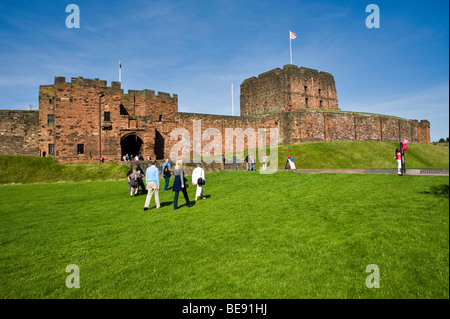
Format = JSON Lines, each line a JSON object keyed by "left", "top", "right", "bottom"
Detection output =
{"left": 244, "top": 153, "right": 257, "bottom": 171}
{"left": 127, "top": 159, "right": 206, "bottom": 211}
{"left": 121, "top": 154, "right": 151, "bottom": 162}
{"left": 243, "top": 153, "right": 270, "bottom": 171}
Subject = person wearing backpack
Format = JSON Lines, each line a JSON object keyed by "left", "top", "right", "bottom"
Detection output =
{"left": 127, "top": 169, "right": 139, "bottom": 197}
{"left": 161, "top": 159, "right": 172, "bottom": 191}
{"left": 192, "top": 163, "right": 206, "bottom": 201}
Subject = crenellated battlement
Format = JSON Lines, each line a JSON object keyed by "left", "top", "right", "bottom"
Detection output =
{"left": 126, "top": 89, "right": 177, "bottom": 101}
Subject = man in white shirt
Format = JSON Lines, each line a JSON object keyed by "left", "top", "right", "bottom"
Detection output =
{"left": 191, "top": 163, "right": 206, "bottom": 201}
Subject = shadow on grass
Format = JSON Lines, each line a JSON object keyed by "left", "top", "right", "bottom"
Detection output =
{"left": 159, "top": 201, "right": 173, "bottom": 208}
{"left": 420, "top": 184, "right": 449, "bottom": 198}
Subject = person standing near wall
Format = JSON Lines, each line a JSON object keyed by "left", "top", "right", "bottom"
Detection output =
{"left": 261, "top": 154, "right": 268, "bottom": 172}
{"left": 172, "top": 160, "right": 193, "bottom": 210}
{"left": 247, "top": 153, "right": 252, "bottom": 171}
{"left": 222, "top": 155, "right": 226, "bottom": 170}
{"left": 192, "top": 163, "right": 206, "bottom": 201}
{"left": 251, "top": 153, "right": 256, "bottom": 171}
{"left": 144, "top": 161, "right": 160, "bottom": 211}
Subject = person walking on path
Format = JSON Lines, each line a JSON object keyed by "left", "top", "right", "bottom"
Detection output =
{"left": 127, "top": 169, "right": 139, "bottom": 197}
{"left": 136, "top": 164, "right": 147, "bottom": 194}
{"left": 161, "top": 159, "right": 172, "bottom": 191}
{"left": 172, "top": 160, "right": 193, "bottom": 210}
{"left": 192, "top": 163, "right": 206, "bottom": 201}
{"left": 144, "top": 161, "right": 161, "bottom": 211}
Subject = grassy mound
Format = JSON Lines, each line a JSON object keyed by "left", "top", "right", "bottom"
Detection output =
{"left": 0, "top": 141, "right": 448, "bottom": 185}
{"left": 0, "top": 155, "right": 129, "bottom": 184}
{"left": 273, "top": 141, "right": 449, "bottom": 169}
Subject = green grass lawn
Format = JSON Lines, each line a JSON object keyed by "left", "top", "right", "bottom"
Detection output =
{"left": 0, "top": 171, "right": 448, "bottom": 298}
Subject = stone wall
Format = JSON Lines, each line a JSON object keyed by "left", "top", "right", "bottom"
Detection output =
{"left": 278, "top": 110, "right": 427, "bottom": 145}
{"left": 0, "top": 110, "right": 40, "bottom": 156}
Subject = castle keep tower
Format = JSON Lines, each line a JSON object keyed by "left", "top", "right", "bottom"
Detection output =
{"left": 240, "top": 64, "right": 339, "bottom": 116}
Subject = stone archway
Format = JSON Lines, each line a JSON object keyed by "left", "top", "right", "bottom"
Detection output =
{"left": 121, "top": 133, "right": 143, "bottom": 158}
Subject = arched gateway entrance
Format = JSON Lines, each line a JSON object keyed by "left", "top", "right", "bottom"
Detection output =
{"left": 121, "top": 133, "right": 143, "bottom": 158}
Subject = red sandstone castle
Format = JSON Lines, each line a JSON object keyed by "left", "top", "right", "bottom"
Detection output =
{"left": 0, "top": 64, "right": 430, "bottom": 163}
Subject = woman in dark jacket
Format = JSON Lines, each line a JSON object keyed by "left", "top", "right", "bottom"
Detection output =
{"left": 172, "top": 159, "right": 193, "bottom": 209}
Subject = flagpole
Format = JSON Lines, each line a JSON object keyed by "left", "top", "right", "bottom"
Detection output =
{"left": 231, "top": 83, "right": 234, "bottom": 116}
{"left": 119, "top": 61, "right": 122, "bottom": 83}
{"left": 289, "top": 31, "right": 292, "bottom": 64}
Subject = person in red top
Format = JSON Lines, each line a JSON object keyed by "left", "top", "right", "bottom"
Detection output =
{"left": 395, "top": 148, "right": 402, "bottom": 175}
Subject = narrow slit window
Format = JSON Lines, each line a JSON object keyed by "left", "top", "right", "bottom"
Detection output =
{"left": 47, "top": 114, "right": 54, "bottom": 125}
{"left": 48, "top": 144, "right": 55, "bottom": 155}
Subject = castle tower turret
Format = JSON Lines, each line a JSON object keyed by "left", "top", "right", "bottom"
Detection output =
{"left": 240, "top": 64, "right": 339, "bottom": 116}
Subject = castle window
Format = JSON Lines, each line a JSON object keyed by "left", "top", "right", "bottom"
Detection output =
{"left": 318, "top": 89, "right": 321, "bottom": 96}
{"left": 304, "top": 86, "right": 308, "bottom": 94}
{"left": 120, "top": 104, "right": 129, "bottom": 116}
{"left": 48, "top": 144, "right": 55, "bottom": 155}
{"left": 305, "top": 98, "right": 309, "bottom": 108}
{"left": 77, "top": 144, "right": 85, "bottom": 155}
{"left": 47, "top": 114, "right": 54, "bottom": 125}
{"left": 159, "top": 115, "right": 163, "bottom": 121}
{"left": 104, "top": 111, "right": 111, "bottom": 122}
{"left": 320, "top": 100, "right": 323, "bottom": 108}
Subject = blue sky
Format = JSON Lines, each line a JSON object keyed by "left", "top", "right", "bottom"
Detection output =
{"left": 0, "top": 0, "right": 448, "bottom": 141}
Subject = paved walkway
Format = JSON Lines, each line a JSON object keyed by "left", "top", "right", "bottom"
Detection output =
{"left": 277, "top": 168, "right": 449, "bottom": 176}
